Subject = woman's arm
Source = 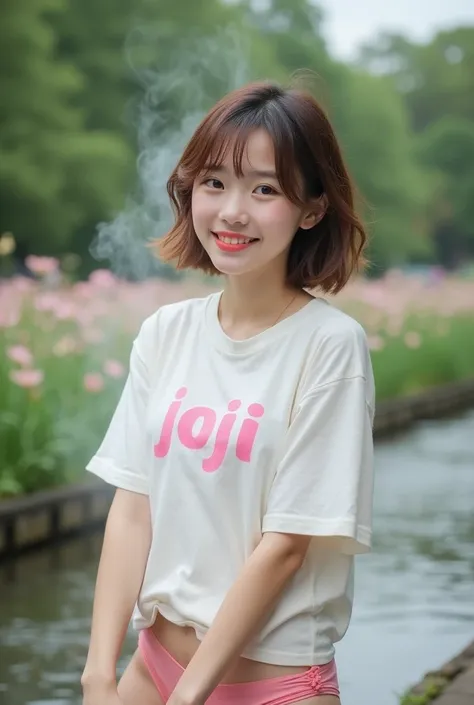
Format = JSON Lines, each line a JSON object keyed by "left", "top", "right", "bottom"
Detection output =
{"left": 169, "top": 531, "right": 311, "bottom": 705}
{"left": 81, "top": 488, "right": 151, "bottom": 692}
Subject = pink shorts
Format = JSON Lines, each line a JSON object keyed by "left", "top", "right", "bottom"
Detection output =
{"left": 138, "top": 628, "right": 340, "bottom": 704}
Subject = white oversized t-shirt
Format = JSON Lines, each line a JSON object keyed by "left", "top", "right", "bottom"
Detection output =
{"left": 86, "top": 291, "right": 375, "bottom": 666}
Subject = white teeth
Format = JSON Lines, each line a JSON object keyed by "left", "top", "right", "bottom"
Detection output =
{"left": 217, "top": 235, "right": 254, "bottom": 244}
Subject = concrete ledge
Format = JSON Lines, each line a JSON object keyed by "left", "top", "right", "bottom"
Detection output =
{"left": 0, "top": 377, "right": 473, "bottom": 563}
{"left": 374, "top": 378, "right": 474, "bottom": 438}
{"left": 0, "top": 481, "right": 113, "bottom": 561}
{"left": 401, "top": 639, "right": 474, "bottom": 704}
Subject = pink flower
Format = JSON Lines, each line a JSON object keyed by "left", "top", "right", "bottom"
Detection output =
{"left": 404, "top": 331, "right": 422, "bottom": 349}
{"left": 25, "top": 255, "right": 59, "bottom": 276}
{"left": 7, "top": 345, "right": 33, "bottom": 367}
{"left": 9, "top": 369, "right": 44, "bottom": 388}
{"left": 34, "top": 292, "right": 61, "bottom": 312}
{"left": 11, "top": 276, "right": 35, "bottom": 294}
{"left": 89, "top": 269, "right": 116, "bottom": 288}
{"left": 104, "top": 360, "right": 125, "bottom": 378}
{"left": 0, "top": 309, "right": 20, "bottom": 328}
{"left": 367, "top": 335, "right": 385, "bottom": 351}
{"left": 83, "top": 373, "right": 104, "bottom": 393}
{"left": 54, "top": 302, "right": 76, "bottom": 320}
{"left": 53, "top": 336, "right": 77, "bottom": 357}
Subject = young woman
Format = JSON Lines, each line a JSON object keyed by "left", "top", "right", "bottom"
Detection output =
{"left": 81, "top": 81, "right": 375, "bottom": 705}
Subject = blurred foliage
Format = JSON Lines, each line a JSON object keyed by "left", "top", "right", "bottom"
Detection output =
{"left": 359, "top": 26, "right": 474, "bottom": 268}
{"left": 0, "top": 0, "right": 132, "bottom": 265}
{"left": 0, "top": 0, "right": 473, "bottom": 275}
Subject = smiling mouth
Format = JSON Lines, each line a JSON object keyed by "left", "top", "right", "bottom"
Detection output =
{"left": 212, "top": 232, "right": 259, "bottom": 252}
{"left": 213, "top": 232, "right": 258, "bottom": 245}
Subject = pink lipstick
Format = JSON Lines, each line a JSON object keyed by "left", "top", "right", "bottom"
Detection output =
{"left": 213, "top": 231, "right": 258, "bottom": 253}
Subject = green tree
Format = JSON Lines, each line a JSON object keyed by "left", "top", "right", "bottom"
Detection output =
{"left": 48, "top": 0, "right": 142, "bottom": 271}
{"left": 0, "top": 0, "right": 131, "bottom": 262}
{"left": 359, "top": 27, "right": 474, "bottom": 267}
{"left": 417, "top": 117, "right": 474, "bottom": 266}
{"left": 0, "top": 0, "right": 81, "bottom": 257}
{"left": 51, "top": 0, "right": 138, "bottom": 134}
{"left": 332, "top": 70, "right": 431, "bottom": 271}
{"left": 359, "top": 27, "right": 474, "bottom": 131}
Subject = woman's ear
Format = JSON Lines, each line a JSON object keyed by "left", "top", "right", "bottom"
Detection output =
{"left": 299, "top": 194, "right": 328, "bottom": 230}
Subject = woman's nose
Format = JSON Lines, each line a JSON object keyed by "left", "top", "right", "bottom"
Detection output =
{"left": 219, "top": 193, "right": 249, "bottom": 226}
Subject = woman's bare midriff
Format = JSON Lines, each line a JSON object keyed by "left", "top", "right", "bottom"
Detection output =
{"left": 150, "top": 612, "right": 309, "bottom": 684}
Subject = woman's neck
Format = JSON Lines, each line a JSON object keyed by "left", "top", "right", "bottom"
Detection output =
{"left": 217, "top": 271, "right": 307, "bottom": 340}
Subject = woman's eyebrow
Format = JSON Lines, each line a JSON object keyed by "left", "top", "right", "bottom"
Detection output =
{"left": 204, "top": 165, "right": 278, "bottom": 179}
{"left": 247, "top": 169, "right": 278, "bottom": 179}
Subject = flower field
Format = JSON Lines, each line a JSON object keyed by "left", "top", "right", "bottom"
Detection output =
{"left": 1, "top": 259, "right": 473, "bottom": 497}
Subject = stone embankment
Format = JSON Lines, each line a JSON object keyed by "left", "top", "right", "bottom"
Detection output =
{"left": 402, "top": 640, "right": 474, "bottom": 704}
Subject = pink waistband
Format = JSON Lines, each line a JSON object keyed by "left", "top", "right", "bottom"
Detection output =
{"left": 138, "top": 628, "right": 340, "bottom": 704}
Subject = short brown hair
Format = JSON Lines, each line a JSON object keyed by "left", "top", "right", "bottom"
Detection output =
{"left": 156, "top": 81, "right": 367, "bottom": 293}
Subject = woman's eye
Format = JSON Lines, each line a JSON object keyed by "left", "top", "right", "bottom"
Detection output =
{"left": 255, "top": 185, "right": 277, "bottom": 196}
{"left": 204, "top": 178, "right": 223, "bottom": 189}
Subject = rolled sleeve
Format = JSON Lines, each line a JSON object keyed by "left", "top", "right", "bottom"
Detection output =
{"left": 262, "top": 376, "right": 374, "bottom": 555}
{"left": 86, "top": 339, "right": 150, "bottom": 495}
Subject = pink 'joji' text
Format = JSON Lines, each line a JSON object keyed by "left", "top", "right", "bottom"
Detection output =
{"left": 153, "top": 387, "right": 264, "bottom": 472}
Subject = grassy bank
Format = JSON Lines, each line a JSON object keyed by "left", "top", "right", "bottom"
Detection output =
{"left": 1, "top": 262, "right": 473, "bottom": 497}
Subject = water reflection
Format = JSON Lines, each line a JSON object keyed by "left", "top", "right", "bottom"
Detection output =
{"left": 1, "top": 410, "right": 473, "bottom": 705}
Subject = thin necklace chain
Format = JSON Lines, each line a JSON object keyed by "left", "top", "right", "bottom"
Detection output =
{"left": 219, "top": 291, "right": 298, "bottom": 334}
{"left": 272, "top": 292, "right": 298, "bottom": 327}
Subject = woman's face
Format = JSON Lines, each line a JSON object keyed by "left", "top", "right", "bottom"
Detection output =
{"left": 191, "top": 129, "right": 316, "bottom": 280}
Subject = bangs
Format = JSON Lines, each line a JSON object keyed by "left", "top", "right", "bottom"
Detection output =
{"left": 178, "top": 104, "right": 310, "bottom": 206}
